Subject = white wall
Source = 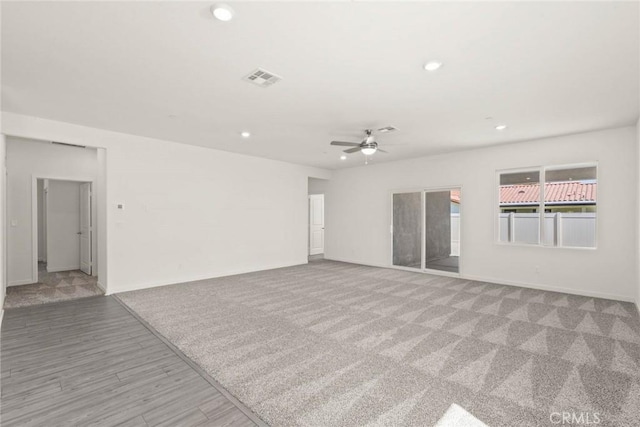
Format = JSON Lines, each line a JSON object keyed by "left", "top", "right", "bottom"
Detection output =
{"left": 97, "top": 148, "right": 107, "bottom": 290}
{"left": 0, "top": 134, "right": 6, "bottom": 314}
{"left": 37, "top": 179, "right": 46, "bottom": 262}
{"left": 6, "top": 138, "right": 99, "bottom": 285}
{"left": 637, "top": 117, "right": 640, "bottom": 310}
{"left": 308, "top": 177, "right": 329, "bottom": 195}
{"left": 326, "top": 126, "right": 637, "bottom": 301}
{"left": 46, "top": 180, "right": 82, "bottom": 272}
{"left": 2, "top": 113, "right": 330, "bottom": 294}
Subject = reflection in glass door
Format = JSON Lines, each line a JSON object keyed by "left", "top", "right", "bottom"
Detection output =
{"left": 425, "top": 189, "right": 460, "bottom": 273}
{"left": 392, "top": 192, "right": 423, "bottom": 269}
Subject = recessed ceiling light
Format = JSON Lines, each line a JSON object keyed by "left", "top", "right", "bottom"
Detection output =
{"left": 340, "top": 155, "right": 347, "bottom": 160}
{"left": 211, "top": 3, "right": 234, "bottom": 22}
{"left": 495, "top": 124, "right": 508, "bottom": 131}
{"left": 423, "top": 61, "right": 443, "bottom": 71}
{"left": 240, "top": 131, "right": 251, "bottom": 138}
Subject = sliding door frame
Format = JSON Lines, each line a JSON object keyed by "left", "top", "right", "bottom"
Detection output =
{"left": 389, "top": 185, "right": 463, "bottom": 277}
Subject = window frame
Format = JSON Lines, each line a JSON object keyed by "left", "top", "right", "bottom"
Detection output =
{"left": 495, "top": 162, "right": 598, "bottom": 250}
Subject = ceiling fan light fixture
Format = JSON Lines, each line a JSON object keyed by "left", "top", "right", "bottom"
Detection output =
{"left": 361, "top": 147, "right": 377, "bottom": 156}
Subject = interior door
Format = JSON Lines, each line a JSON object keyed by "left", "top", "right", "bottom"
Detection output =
{"left": 309, "top": 194, "right": 324, "bottom": 255}
{"left": 80, "top": 183, "right": 92, "bottom": 275}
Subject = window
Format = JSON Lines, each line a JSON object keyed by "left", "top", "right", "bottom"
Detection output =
{"left": 498, "top": 164, "right": 596, "bottom": 248}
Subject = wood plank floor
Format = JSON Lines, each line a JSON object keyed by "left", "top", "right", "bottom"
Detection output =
{"left": 1, "top": 296, "right": 264, "bottom": 427}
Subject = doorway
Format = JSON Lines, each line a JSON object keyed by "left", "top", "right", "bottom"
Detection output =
{"left": 392, "top": 187, "right": 461, "bottom": 274}
{"left": 308, "top": 177, "right": 328, "bottom": 262}
{"left": 5, "top": 177, "right": 103, "bottom": 309}
{"left": 4, "top": 137, "right": 107, "bottom": 309}
{"left": 309, "top": 194, "right": 325, "bottom": 257}
{"left": 37, "top": 179, "right": 93, "bottom": 277}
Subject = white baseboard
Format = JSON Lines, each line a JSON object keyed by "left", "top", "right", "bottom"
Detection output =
{"left": 323, "top": 256, "right": 388, "bottom": 269}
{"left": 8, "top": 279, "right": 36, "bottom": 287}
{"left": 325, "top": 256, "right": 635, "bottom": 303}
{"left": 461, "top": 273, "right": 634, "bottom": 303}
{"left": 108, "top": 260, "right": 307, "bottom": 294}
{"left": 96, "top": 281, "right": 107, "bottom": 295}
{"left": 47, "top": 265, "right": 80, "bottom": 273}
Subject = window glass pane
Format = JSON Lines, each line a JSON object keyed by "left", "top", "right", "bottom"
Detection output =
{"left": 393, "top": 192, "right": 422, "bottom": 268}
{"left": 425, "top": 190, "right": 460, "bottom": 273}
{"left": 544, "top": 166, "right": 596, "bottom": 248}
{"left": 499, "top": 171, "right": 540, "bottom": 244}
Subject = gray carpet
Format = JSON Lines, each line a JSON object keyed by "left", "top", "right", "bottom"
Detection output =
{"left": 117, "top": 260, "right": 640, "bottom": 427}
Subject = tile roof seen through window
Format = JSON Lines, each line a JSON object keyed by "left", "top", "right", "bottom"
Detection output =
{"left": 500, "top": 182, "right": 596, "bottom": 205}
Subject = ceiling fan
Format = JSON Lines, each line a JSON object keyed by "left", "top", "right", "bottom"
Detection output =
{"left": 330, "top": 127, "right": 397, "bottom": 156}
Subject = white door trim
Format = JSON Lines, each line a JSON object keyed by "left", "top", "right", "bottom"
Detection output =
{"left": 80, "top": 182, "right": 92, "bottom": 275}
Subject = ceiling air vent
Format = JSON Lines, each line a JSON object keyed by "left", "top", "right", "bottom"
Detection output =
{"left": 243, "top": 68, "right": 282, "bottom": 88}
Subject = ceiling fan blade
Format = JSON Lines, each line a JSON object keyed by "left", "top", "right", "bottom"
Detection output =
{"left": 331, "top": 141, "right": 359, "bottom": 147}
{"left": 343, "top": 147, "right": 362, "bottom": 153}
{"left": 377, "top": 148, "right": 388, "bottom": 153}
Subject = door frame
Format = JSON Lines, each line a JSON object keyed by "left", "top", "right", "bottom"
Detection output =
{"left": 31, "top": 175, "right": 94, "bottom": 284}
{"left": 389, "top": 185, "right": 463, "bottom": 278}
{"left": 308, "top": 193, "right": 325, "bottom": 256}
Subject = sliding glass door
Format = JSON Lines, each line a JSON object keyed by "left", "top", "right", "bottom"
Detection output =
{"left": 392, "top": 188, "right": 461, "bottom": 274}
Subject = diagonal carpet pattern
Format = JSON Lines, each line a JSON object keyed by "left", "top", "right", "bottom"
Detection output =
{"left": 4, "top": 264, "right": 103, "bottom": 309}
{"left": 117, "top": 260, "right": 640, "bottom": 427}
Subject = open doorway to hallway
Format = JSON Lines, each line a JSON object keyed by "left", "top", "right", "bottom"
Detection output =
{"left": 308, "top": 177, "right": 328, "bottom": 262}
{"left": 33, "top": 178, "right": 99, "bottom": 296}
{"left": 4, "top": 137, "right": 106, "bottom": 309}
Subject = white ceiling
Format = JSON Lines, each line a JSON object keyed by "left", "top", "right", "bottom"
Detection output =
{"left": 2, "top": 1, "right": 638, "bottom": 169}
